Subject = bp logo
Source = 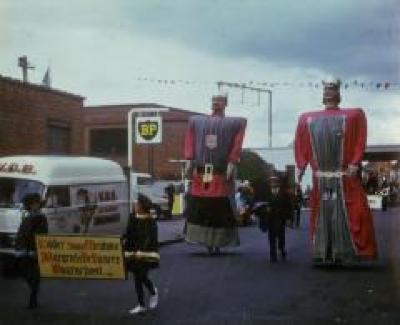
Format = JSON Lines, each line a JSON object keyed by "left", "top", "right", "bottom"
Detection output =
{"left": 138, "top": 120, "right": 159, "bottom": 140}
{"left": 136, "top": 116, "right": 162, "bottom": 144}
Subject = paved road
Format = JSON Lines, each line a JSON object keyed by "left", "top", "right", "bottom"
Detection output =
{"left": 1, "top": 208, "right": 399, "bottom": 324}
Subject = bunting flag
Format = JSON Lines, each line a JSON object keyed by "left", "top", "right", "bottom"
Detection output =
{"left": 42, "top": 67, "right": 51, "bottom": 87}
{"left": 135, "top": 76, "right": 399, "bottom": 91}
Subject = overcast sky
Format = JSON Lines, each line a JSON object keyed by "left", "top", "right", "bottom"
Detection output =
{"left": 1, "top": 0, "right": 399, "bottom": 148}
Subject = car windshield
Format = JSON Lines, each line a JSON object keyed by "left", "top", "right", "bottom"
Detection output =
{"left": 0, "top": 178, "right": 44, "bottom": 208}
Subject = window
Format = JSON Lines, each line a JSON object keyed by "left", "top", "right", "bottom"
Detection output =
{"left": 89, "top": 128, "right": 127, "bottom": 156}
{"left": 137, "top": 176, "right": 154, "bottom": 185}
{"left": 0, "top": 178, "right": 44, "bottom": 208}
{"left": 47, "top": 122, "right": 71, "bottom": 154}
{"left": 45, "top": 186, "right": 70, "bottom": 207}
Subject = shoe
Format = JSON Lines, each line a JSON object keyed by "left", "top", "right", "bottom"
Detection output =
{"left": 28, "top": 296, "right": 38, "bottom": 309}
{"left": 149, "top": 288, "right": 159, "bottom": 309}
{"left": 128, "top": 305, "right": 147, "bottom": 315}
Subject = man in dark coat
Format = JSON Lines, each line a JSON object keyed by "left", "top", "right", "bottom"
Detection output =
{"left": 164, "top": 183, "right": 175, "bottom": 220}
{"left": 265, "top": 176, "right": 289, "bottom": 262}
{"left": 15, "top": 193, "right": 48, "bottom": 309}
{"left": 294, "top": 183, "right": 303, "bottom": 228}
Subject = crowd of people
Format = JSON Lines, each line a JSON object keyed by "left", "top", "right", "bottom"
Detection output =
{"left": 363, "top": 172, "right": 400, "bottom": 206}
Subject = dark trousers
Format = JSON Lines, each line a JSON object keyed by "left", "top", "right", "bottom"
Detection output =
{"left": 268, "top": 226, "right": 286, "bottom": 261}
{"left": 20, "top": 257, "right": 41, "bottom": 308}
{"left": 133, "top": 267, "right": 156, "bottom": 306}
{"left": 166, "top": 201, "right": 173, "bottom": 219}
{"left": 295, "top": 208, "right": 301, "bottom": 227}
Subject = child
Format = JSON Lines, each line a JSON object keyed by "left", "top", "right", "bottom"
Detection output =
{"left": 124, "top": 194, "right": 159, "bottom": 315}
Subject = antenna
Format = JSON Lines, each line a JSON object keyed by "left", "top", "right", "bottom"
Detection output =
{"left": 18, "top": 55, "right": 35, "bottom": 82}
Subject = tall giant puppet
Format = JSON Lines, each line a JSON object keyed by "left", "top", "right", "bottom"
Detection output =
{"left": 184, "top": 94, "right": 247, "bottom": 253}
{"left": 294, "top": 78, "right": 377, "bottom": 265}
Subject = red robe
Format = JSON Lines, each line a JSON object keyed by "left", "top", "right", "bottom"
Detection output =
{"left": 294, "top": 107, "right": 377, "bottom": 260}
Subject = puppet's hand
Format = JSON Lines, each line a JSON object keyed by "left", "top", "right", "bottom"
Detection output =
{"left": 346, "top": 164, "right": 358, "bottom": 176}
{"left": 184, "top": 160, "right": 193, "bottom": 178}
{"left": 226, "top": 162, "right": 236, "bottom": 180}
{"left": 297, "top": 168, "right": 305, "bottom": 183}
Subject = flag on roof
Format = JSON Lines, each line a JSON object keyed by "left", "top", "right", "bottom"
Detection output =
{"left": 42, "top": 67, "right": 51, "bottom": 87}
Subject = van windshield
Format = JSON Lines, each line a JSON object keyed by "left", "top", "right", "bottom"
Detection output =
{"left": 0, "top": 178, "right": 44, "bottom": 208}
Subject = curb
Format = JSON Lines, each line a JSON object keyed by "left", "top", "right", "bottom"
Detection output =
{"left": 159, "top": 234, "right": 185, "bottom": 247}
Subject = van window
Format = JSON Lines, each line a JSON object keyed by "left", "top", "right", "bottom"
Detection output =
{"left": 137, "top": 177, "right": 153, "bottom": 186}
{"left": 0, "top": 178, "right": 44, "bottom": 208}
{"left": 46, "top": 186, "right": 70, "bottom": 207}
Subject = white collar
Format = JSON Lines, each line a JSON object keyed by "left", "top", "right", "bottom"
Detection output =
{"left": 136, "top": 213, "right": 154, "bottom": 219}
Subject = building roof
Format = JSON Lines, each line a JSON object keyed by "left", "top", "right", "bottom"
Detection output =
{"left": 85, "top": 103, "right": 201, "bottom": 114}
{"left": 84, "top": 103, "right": 204, "bottom": 125}
{"left": 364, "top": 144, "right": 400, "bottom": 161}
{"left": 0, "top": 74, "right": 85, "bottom": 100}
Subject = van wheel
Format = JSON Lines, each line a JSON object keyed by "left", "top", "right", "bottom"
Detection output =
{"left": 0, "top": 256, "right": 19, "bottom": 278}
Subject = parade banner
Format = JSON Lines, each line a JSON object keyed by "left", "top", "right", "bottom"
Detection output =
{"left": 36, "top": 235, "right": 125, "bottom": 279}
{"left": 135, "top": 116, "right": 162, "bottom": 144}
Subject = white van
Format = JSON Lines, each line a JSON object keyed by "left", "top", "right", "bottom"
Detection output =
{"left": 0, "top": 156, "right": 129, "bottom": 256}
{"left": 130, "top": 172, "right": 169, "bottom": 218}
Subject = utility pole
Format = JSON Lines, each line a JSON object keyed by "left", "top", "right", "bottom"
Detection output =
{"left": 18, "top": 55, "right": 35, "bottom": 82}
{"left": 217, "top": 81, "right": 273, "bottom": 148}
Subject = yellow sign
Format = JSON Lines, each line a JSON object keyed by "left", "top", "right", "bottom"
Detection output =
{"left": 139, "top": 121, "right": 158, "bottom": 139}
{"left": 36, "top": 235, "right": 125, "bottom": 279}
{"left": 136, "top": 116, "right": 162, "bottom": 144}
{"left": 172, "top": 194, "right": 183, "bottom": 216}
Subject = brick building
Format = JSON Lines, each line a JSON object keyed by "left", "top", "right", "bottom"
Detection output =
{"left": 84, "top": 104, "right": 202, "bottom": 179}
{"left": 0, "top": 74, "right": 202, "bottom": 180}
{"left": 0, "top": 75, "right": 84, "bottom": 156}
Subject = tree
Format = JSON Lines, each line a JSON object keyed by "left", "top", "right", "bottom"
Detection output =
{"left": 237, "top": 150, "right": 273, "bottom": 202}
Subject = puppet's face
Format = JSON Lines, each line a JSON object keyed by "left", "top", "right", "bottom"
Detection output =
{"left": 322, "top": 81, "right": 341, "bottom": 108}
{"left": 212, "top": 96, "right": 227, "bottom": 114}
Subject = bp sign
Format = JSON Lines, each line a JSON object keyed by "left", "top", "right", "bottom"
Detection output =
{"left": 135, "top": 116, "right": 162, "bottom": 144}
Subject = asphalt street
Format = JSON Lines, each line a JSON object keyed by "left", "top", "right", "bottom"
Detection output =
{"left": 1, "top": 208, "right": 400, "bottom": 324}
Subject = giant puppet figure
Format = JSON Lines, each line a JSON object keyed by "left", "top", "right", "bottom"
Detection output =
{"left": 184, "top": 94, "right": 247, "bottom": 253}
{"left": 294, "top": 78, "right": 377, "bottom": 265}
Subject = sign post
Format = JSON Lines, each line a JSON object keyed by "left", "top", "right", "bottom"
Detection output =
{"left": 127, "top": 108, "right": 169, "bottom": 211}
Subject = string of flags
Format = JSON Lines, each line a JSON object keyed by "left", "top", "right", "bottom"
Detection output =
{"left": 136, "top": 77, "right": 399, "bottom": 91}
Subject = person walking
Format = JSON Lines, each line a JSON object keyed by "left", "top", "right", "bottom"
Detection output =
{"left": 164, "top": 183, "right": 175, "bottom": 220}
{"left": 124, "top": 194, "right": 159, "bottom": 315}
{"left": 15, "top": 193, "right": 48, "bottom": 309}
{"left": 266, "top": 176, "right": 288, "bottom": 263}
{"left": 294, "top": 184, "right": 303, "bottom": 228}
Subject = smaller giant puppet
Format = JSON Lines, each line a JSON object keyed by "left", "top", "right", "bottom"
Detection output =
{"left": 184, "top": 94, "right": 247, "bottom": 254}
{"left": 294, "top": 77, "right": 377, "bottom": 265}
